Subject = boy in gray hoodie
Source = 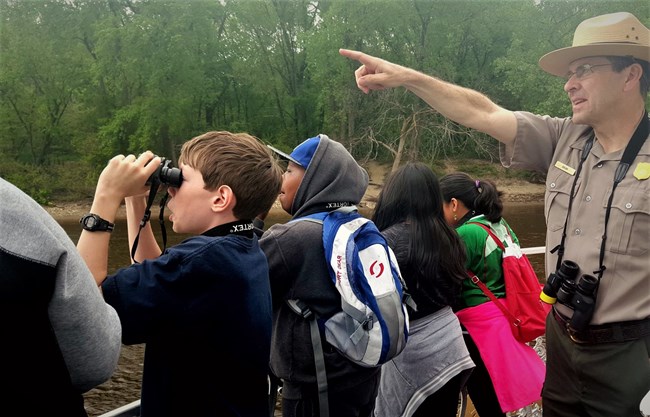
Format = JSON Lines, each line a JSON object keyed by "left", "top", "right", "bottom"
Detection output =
{"left": 261, "top": 134, "right": 378, "bottom": 417}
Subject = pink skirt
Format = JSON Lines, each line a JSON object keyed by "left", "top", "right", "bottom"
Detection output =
{"left": 456, "top": 299, "right": 545, "bottom": 412}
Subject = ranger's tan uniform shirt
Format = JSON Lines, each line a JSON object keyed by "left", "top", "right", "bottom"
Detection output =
{"left": 500, "top": 111, "right": 649, "bottom": 325}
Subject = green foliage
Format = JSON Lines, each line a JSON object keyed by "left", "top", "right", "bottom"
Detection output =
{"left": 0, "top": 158, "right": 97, "bottom": 203}
{"left": 0, "top": 0, "right": 94, "bottom": 165}
{"left": 0, "top": 161, "right": 51, "bottom": 204}
{"left": 0, "top": 0, "right": 647, "bottom": 204}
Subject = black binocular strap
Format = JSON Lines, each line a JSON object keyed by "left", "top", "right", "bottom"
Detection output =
{"left": 551, "top": 133, "right": 594, "bottom": 271}
{"left": 595, "top": 112, "right": 648, "bottom": 278}
{"left": 552, "top": 111, "right": 649, "bottom": 281}
{"left": 130, "top": 180, "right": 170, "bottom": 263}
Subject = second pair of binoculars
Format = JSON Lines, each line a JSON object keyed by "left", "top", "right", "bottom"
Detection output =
{"left": 540, "top": 260, "right": 600, "bottom": 332}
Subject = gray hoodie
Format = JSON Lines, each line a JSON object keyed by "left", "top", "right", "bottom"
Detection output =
{"left": 260, "top": 134, "right": 378, "bottom": 394}
{"left": 0, "top": 177, "right": 122, "bottom": 415}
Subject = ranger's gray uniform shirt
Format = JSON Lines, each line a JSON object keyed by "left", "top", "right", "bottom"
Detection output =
{"left": 500, "top": 111, "right": 649, "bottom": 325}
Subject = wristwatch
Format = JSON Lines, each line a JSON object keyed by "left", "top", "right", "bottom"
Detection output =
{"left": 80, "top": 213, "right": 115, "bottom": 232}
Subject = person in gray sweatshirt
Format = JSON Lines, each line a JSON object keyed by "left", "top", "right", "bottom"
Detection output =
{"left": 260, "top": 134, "right": 378, "bottom": 417}
{"left": 0, "top": 177, "right": 122, "bottom": 416}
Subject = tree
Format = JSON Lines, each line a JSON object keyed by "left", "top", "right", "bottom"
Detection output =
{"left": 0, "top": 0, "right": 94, "bottom": 164}
{"left": 0, "top": 0, "right": 646, "bottom": 200}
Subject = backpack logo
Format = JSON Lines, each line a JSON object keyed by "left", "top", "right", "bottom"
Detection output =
{"left": 369, "top": 260, "right": 384, "bottom": 278}
{"left": 357, "top": 244, "right": 394, "bottom": 294}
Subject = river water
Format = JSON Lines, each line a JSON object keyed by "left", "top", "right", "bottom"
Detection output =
{"left": 54, "top": 202, "right": 545, "bottom": 416}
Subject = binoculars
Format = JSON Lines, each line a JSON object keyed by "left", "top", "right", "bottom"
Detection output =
{"left": 146, "top": 157, "right": 183, "bottom": 188}
{"left": 540, "top": 260, "right": 599, "bottom": 332}
{"left": 540, "top": 260, "right": 579, "bottom": 304}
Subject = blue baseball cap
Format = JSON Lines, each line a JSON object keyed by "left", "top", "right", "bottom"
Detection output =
{"left": 268, "top": 135, "right": 321, "bottom": 169}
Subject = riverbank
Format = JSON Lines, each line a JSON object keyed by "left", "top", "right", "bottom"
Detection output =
{"left": 43, "top": 161, "right": 545, "bottom": 220}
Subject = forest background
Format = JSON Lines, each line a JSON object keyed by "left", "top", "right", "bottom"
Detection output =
{"left": 1, "top": 0, "right": 648, "bottom": 205}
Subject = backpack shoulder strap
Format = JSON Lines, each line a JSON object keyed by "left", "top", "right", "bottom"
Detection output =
{"left": 285, "top": 300, "right": 329, "bottom": 417}
{"left": 466, "top": 265, "right": 517, "bottom": 324}
{"left": 290, "top": 212, "right": 327, "bottom": 224}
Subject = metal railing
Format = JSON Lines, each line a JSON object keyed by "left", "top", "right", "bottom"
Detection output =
{"left": 97, "top": 400, "right": 140, "bottom": 417}
{"left": 521, "top": 246, "right": 545, "bottom": 256}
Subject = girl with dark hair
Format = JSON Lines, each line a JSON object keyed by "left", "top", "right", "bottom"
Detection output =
{"left": 440, "top": 172, "right": 545, "bottom": 416}
{"left": 372, "top": 162, "right": 475, "bottom": 417}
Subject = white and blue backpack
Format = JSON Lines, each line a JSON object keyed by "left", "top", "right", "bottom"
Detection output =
{"left": 287, "top": 206, "right": 412, "bottom": 417}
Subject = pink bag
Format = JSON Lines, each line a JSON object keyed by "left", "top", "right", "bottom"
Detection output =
{"left": 456, "top": 301, "right": 545, "bottom": 412}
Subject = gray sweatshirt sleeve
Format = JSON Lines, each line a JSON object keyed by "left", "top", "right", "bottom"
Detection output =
{"left": 48, "top": 240, "right": 123, "bottom": 392}
{"left": 1, "top": 178, "right": 122, "bottom": 392}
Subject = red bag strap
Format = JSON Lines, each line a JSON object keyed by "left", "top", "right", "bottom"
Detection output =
{"left": 467, "top": 269, "right": 517, "bottom": 323}
{"left": 466, "top": 222, "right": 517, "bottom": 323}
{"left": 468, "top": 222, "right": 506, "bottom": 250}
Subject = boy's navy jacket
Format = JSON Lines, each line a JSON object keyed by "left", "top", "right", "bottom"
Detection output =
{"left": 102, "top": 230, "right": 273, "bottom": 417}
{"left": 260, "top": 134, "right": 380, "bottom": 392}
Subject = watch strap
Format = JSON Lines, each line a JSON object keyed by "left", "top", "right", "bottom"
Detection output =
{"left": 80, "top": 213, "right": 115, "bottom": 232}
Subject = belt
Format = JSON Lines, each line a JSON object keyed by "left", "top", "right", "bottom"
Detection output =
{"left": 552, "top": 308, "right": 650, "bottom": 344}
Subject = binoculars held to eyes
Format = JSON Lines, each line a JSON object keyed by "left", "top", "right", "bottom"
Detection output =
{"left": 146, "top": 157, "right": 183, "bottom": 188}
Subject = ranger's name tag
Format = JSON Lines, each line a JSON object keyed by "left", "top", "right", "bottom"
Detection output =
{"left": 555, "top": 161, "right": 576, "bottom": 175}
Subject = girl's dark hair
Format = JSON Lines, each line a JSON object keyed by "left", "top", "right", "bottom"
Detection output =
{"left": 372, "top": 162, "right": 466, "bottom": 308}
{"left": 439, "top": 172, "right": 504, "bottom": 223}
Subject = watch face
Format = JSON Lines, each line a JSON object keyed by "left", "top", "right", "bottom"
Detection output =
{"left": 85, "top": 216, "right": 98, "bottom": 228}
{"left": 81, "top": 213, "right": 114, "bottom": 232}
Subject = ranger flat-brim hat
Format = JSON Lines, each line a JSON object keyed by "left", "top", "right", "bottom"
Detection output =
{"left": 539, "top": 12, "right": 650, "bottom": 77}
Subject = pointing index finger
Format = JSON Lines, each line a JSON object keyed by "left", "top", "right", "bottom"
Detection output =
{"left": 339, "top": 48, "right": 362, "bottom": 60}
{"left": 340, "top": 49, "right": 374, "bottom": 94}
{"left": 339, "top": 48, "right": 374, "bottom": 66}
